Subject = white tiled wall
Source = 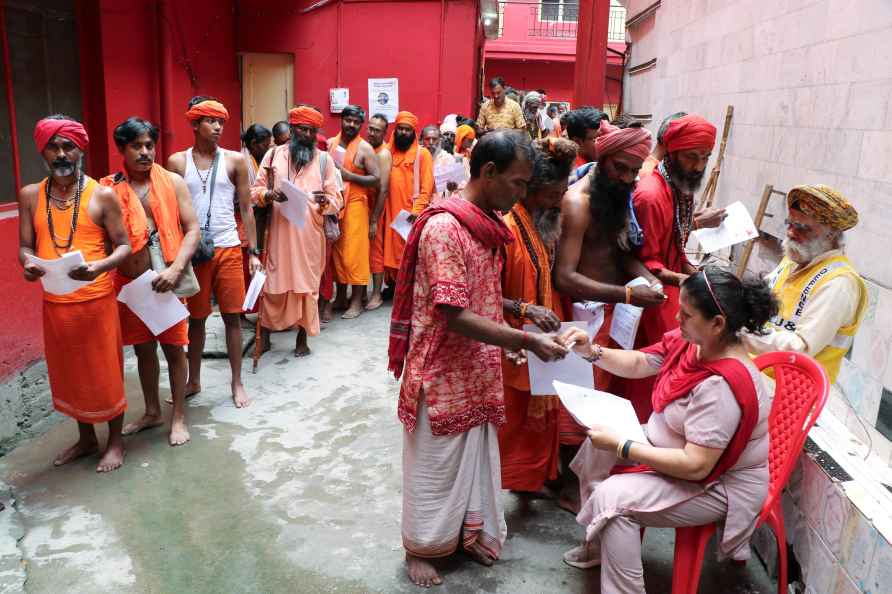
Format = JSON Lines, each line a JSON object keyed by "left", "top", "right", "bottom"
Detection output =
{"left": 624, "top": 1, "right": 892, "bottom": 589}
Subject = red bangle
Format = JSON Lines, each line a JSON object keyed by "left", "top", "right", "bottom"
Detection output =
{"left": 520, "top": 331, "right": 528, "bottom": 350}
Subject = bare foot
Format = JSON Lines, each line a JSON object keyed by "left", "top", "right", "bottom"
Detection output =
{"left": 332, "top": 299, "right": 348, "bottom": 312}
{"left": 167, "top": 383, "right": 200, "bottom": 405}
{"left": 122, "top": 414, "right": 163, "bottom": 436}
{"left": 406, "top": 553, "right": 443, "bottom": 588}
{"left": 341, "top": 306, "right": 362, "bottom": 320}
{"left": 53, "top": 438, "right": 99, "bottom": 467}
{"left": 169, "top": 418, "right": 191, "bottom": 446}
{"left": 96, "top": 442, "right": 125, "bottom": 473}
{"left": 294, "top": 343, "right": 311, "bottom": 357}
{"left": 232, "top": 383, "right": 251, "bottom": 408}
{"left": 464, "top": 542, "right": 495, "bottom": 567}
{"left": 557, "top": 493, "right": 580, "bottom": 515}
{"left": 563, "top": 541, "right": 600, "bottom": 569}
{"left": 321, "top": 302, "right": 333, "bottom": 323}
{"left": 365, "top": 295, "right": 384, "bottom": 311}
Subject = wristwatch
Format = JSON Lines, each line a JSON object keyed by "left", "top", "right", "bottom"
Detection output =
{"left": 248, "top": 247, "right": 262, "bottom": 257}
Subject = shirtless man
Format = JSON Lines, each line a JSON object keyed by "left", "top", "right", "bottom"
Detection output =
{"left": 554, "top": 122, "right": 665, "bottom": 511}
{"left": 102, "top": 117, "right": 200, "bottom": 446}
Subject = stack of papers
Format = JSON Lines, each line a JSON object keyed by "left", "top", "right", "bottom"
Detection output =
{"left": 116, "top": 270, "right": 189, "bottom": 335}
{"left": 691, "top": 200, "right": 758, "bottom": 253}
{"left": 524, "top": 322, "right": 594, "bottom": 395}
{"left": 572, "top": 301, "right": 605, "bottom": 338}
{"left": 609, "top": 277, "right": 650, "bottom": 350}
{"left": 278, "top": 179, "right": 310, "bottom": 229}
{"left": 243, "top": 270, "right": 267, "bottom": 311}
{"left": 433, "top": 161, "right": 468, "bottom": 194}
{"left": 553, "top": 380, "right": 647, "bottom": 442}
{"left": 390, "top": 209, "right": 413, "bottom": 241}
{"left": 25, "top": 250, "right": 92, "bottom": 296}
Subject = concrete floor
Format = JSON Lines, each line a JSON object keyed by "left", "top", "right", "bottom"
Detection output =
{"left": 0, "top": 306, "right": 774, "bottom": 593}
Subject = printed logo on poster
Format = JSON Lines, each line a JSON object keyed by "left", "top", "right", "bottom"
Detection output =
{"left": 368, "top": 78, "right": 399, "bottom": 123}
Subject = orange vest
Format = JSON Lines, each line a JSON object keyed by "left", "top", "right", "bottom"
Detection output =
{"left": 34, "top": 178, "right": 113, "bottom": 303}
{"left": 100, "top": 164, "right": 184, "bottom": 264}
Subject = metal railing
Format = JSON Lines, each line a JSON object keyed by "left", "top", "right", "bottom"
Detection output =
{"left": 494, "top": 2, "right": 626, "bottom": 41}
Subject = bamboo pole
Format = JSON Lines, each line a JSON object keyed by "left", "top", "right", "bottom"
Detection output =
{"left": 252, "top": 166, "right": 275, "bottom": 374}
{"left": 735, "top": 184, "right": 774, "bottom": 277}
{"left": 698, "top": 105, "right": 734, "bottom": 211}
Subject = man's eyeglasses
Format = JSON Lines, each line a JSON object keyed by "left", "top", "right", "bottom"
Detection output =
{"left": 784, "top": 219, "right": 812, "bottom": 234}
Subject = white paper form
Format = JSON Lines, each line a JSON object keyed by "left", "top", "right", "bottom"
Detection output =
{"left": 691, "top": 200, "right": 758, "bottom": 253}
{"left": 434, "top": 161, "right": 468, "bottom": 194}
{"left": 332, "top": 145, "right": 347, "bottom": 167}
{"left": 390, "top": 209, "right": 413, "bottom": 241}
{"left": 553, "top": 380, "right": 647, "bottom": 443}
{"left": 242, "top": 270, "right": 267, "bottom": 311}
{"left": 609, "top": 277, "right": 650, "bottom": 350}
{"left": 25, "top": 250, "right": 92, "bottom": 296}
{"left": 572, "top": 301, "right": 606, "bottom": 339}
{"left": 278, "top": 179, "right": 310, "bottom": 230}
{"left": 116, "top": 270, "right": 189, "bottom": 335}
{"left": 525, "top": 322, "right": 595, "bottom": 396}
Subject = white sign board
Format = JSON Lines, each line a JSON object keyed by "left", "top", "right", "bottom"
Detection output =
{"left": 329, "top": 88, "right": 349, "bottom": 113}
{"left": 368, "top": 78, "right": 399, "bottom": 123}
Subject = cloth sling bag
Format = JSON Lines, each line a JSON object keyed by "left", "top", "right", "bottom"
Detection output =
{"left": 318, "top": 151, "right": 341, "bottom": 242}
{"left": 191, "top": 150, "right": 221, "bottom": 265}
{"left": 146, "top": 224, "right": 200, "bottom": 298}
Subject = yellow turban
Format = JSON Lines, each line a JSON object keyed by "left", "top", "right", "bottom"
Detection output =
{"left": 787, "top": 184, "right": 859, "bottom": 232}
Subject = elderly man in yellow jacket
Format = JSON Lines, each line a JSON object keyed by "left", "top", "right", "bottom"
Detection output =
{"left": 743, "top": 184, "right": 866, "bottom": 384}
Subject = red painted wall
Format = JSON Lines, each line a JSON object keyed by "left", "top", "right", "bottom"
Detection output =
{"left": 82, "top": 0, "right": 242, "bottom": 174}
{"left": 236, "top": 0, "right": 483, "bottom": 138}
{"left": 484, "top": 59, "right": 575, "bottom": 102}
{"left": 0, "top": 215, "right": 43, "bottom": 380}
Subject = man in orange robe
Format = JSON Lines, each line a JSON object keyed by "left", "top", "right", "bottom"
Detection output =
{"left": 18, "top": 116, "right": 132, "bottom": 472}
{"left": 366, "top": 113, "right": 392, "bottom": 310}
{"left": 498, "top": 137, "right": 578, "bottom": 493}
{"left": 101, "top": 116, "right": 200, "bottom": 447}
{"left": 252, "top": 106, "right": 343, "bottom": 357}
{"left": 327, "top": 105, "right": 380, "bottom": 319}
{"left": 383, "top": 111, "right": 434, "bottom": 278}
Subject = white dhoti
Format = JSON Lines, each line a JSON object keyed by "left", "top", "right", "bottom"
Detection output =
{"left": 401, "top": 395, "right": 507, "bottom": 559}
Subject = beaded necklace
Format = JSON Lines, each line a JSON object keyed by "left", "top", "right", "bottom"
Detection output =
{"left": 45, "top": 174, "right": 84, "bottom": 255}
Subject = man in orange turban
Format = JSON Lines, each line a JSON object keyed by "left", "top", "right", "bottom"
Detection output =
{"left": 19, "top": 115, "right": 132, "bottom": 472}
{"left": 167, "top": 96, "right": 261, "bottom": 409}
{"left": 251, "top": 104, "right": 343, "bottom": 357}
{"left": 383, "top": 111, "right": 434, "bottom": 278}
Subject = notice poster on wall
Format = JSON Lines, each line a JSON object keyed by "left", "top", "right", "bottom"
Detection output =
{"left": 368, "top": 78, "right": 399, "bottom": 122}
{"left": 330, "top": 88, "right": 349, "bottom": 113}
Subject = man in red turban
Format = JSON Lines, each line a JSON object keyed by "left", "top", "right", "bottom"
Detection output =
{"left": 382, "top": 111, "right": 434, "bottom": 278}
{"left": 617, "top": 112, "right": 718, "bottom": 417}
{"left": 167, "top": 96, "right": 261, "bottom": 409}
{"left": 18, "top": 115, "right": 133, "bottom": 472}
{"left": 555, "top": 119, "right": 667, "bottom": 453}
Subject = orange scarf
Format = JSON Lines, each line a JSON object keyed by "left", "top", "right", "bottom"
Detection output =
{"left": 101, "top": 163, "right": 183, "bottom": 263}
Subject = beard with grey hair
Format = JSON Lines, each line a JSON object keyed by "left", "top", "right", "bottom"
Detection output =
{"left": 44, "top": 154, "right": 83, "bottom": 178}
{"left": 532, "top": 207, "right": 562, "bottom": 249}
{"left": 782, "top": 234, "right": 836, "bottom": 265}
{"left": 666, "top": 154, "right": 706, "bottom": 194}
{"left": 289, "top": 133, "right": 316, "bottom": 170}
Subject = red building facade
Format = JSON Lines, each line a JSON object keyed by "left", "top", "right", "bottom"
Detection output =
{"left": 482, "top": 0, "right": 626, "bottom": 112}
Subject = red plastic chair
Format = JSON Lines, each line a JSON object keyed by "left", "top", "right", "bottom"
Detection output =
{"left": 668, "top": 351, "right": 830, "bottom": 594}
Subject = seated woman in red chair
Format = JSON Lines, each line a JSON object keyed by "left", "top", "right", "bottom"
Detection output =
{"left": 557, "top": 266, "right": 778, "bottom": 594}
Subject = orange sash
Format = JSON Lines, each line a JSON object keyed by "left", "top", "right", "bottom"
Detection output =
{"left": 100, "top": 164, "right": 183, "bottom": 263}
